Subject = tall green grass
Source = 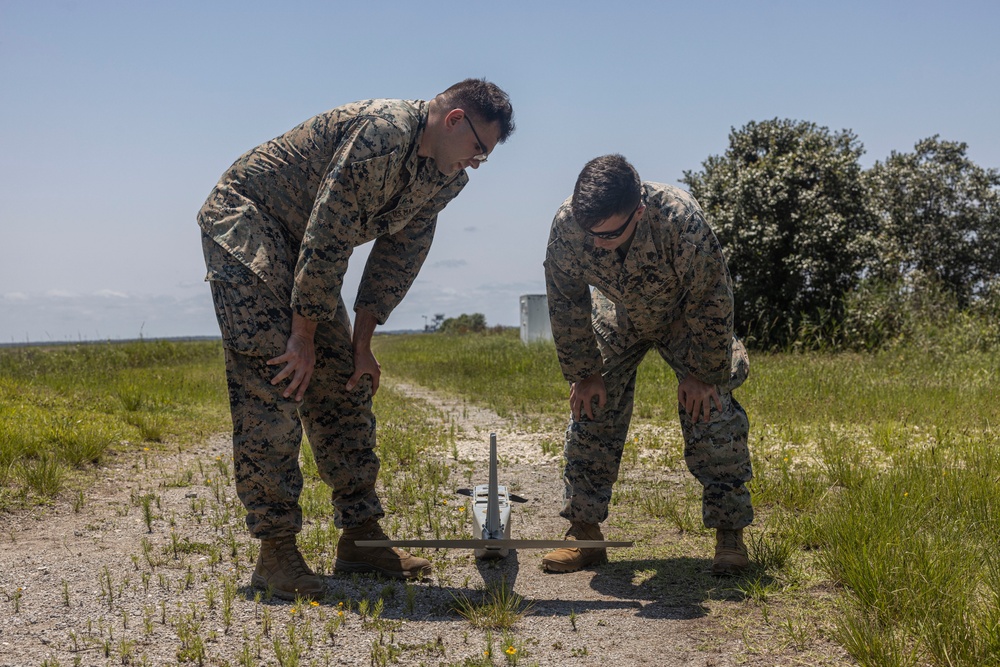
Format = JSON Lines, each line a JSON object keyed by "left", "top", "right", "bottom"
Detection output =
{"left": 816, "top": 437, "right": 1000, "bottom": 666}
{"left": 5, "top": 333, "right": 1000, "bottom": 664}
{"left": 0, "top": 340, "right": 228, "bottom": 507}
{"left": 375, "top": 331, "right": 1000, "bottom": 667}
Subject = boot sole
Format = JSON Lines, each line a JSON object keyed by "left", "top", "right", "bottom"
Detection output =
{"left": 334, "top": 558, "right": 431, "bottom": 580}
{"left": 710, "top": 563, "right": 750, "bottom": 577}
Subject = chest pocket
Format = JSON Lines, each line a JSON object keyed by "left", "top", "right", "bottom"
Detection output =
{"left": 621, "top": 242, "right": 689, "bottom": 325}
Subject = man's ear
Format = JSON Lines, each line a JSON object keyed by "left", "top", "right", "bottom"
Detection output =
{"left": 443, "top": 108, "right": 465, "bottom": 129}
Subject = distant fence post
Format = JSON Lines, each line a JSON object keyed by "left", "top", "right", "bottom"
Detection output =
{"left": 519, "top": 295, "right": 552, "bottom": 344}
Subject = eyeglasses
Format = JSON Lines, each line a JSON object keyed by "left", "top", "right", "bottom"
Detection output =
{"left": 587, "top": 201, "right": 641, "bottom": 240}
{"left": 464, "top": 115, "right": 489, "bottom": 163}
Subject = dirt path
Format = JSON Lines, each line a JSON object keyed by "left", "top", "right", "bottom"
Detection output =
{"left": 0, "top": 380, "right": 850, "bottom": 667}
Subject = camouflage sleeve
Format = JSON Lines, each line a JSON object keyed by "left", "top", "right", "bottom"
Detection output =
{"left": 677, "top": 209, "right": 735, "bottom": 387}
{"left": 290, "top": 118, "right": 403, "bottom": 322}
{"left": 353, "top": 184, "right": 455, "bottom": 323}
{"left": 544, "top": 247, "right": 603, "bottom": 384}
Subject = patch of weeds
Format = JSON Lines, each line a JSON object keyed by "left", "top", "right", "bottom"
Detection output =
{"left": 46, "top": 415, "right": 117, "bottom": 466}
{"left": 639, "top": 487, "right": 700, "bottom": 532}
{"left": 746, "top": 528, "right": 794, "bottom": 572}
{"left": 451, "top": 581, "right": 532, "bottom": 630}
{"left": 539, "top": 437, "right": 562, "bottom": 457}
{"left": 734, "top": 574, "right": 777, "bottom": 605}
{"left": 162, "top": 537, "right": 213, "bottom": 556}
{"left": 125, "top": 413, "right": 167, "bottom": 442}
{"left": 20, "top": 454, "right": 65, "bottom": 498}
{"left": 115, "top": 383, "right": 149, "bottom": 412}
{"left": 162, "top": 469, "right": 194, "bottom": 488}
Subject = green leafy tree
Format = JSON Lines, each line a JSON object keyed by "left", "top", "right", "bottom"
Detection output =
{"left": 437, "top": 313, "right": 487, "bottom": 334}
{"left": 682, "top": 119, "right": 875, "bottom": 348}
{"left": 865, "top": 136, "right": 1000, "bottom": 307}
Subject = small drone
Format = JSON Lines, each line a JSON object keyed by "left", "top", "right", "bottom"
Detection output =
{"left": 357, "top": 433, "right": 633, "bottom": 559}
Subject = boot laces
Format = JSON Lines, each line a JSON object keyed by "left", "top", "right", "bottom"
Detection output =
{"left": 274, "top": 541, "right": 312, "bottom": 578}
{"left": 718, "top": 530, "right": 741, "bottom": 550}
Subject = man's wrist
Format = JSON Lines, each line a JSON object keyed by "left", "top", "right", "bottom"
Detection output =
{"left": 291, "top": 312, "right": 318, "bottom": 339}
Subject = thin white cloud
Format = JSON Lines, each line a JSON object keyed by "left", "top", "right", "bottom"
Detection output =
{"left": 432, "top": 259, "right": 468, "bottom": 269}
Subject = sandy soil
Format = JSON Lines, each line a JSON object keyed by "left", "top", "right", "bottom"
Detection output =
{"left": 0, "top": 380, "right": 852, "bottom": 667}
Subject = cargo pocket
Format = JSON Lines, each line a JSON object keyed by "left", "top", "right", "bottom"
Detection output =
{"left": 208, "top": 276, "right": 290, "bottom": 359}
{"left": 728, "top": 337, "right": 750, "bottom": 391}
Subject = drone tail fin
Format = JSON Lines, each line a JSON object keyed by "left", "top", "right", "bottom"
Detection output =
{"left": 485, "top": 432, "right": 501, "bottom": 539}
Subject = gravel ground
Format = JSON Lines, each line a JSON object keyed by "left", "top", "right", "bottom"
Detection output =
{"left": 0, "top": 381, "right": 853, "bottom": 667}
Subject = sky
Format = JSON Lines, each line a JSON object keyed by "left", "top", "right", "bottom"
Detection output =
{"left": 1, "top": 0, "right": 998, "bottom": 343}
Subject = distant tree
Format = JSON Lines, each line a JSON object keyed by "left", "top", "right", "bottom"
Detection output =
{"left": 865, "top": 136, "right": 1000, "bottom": 307}
{"left": 437, "top": 313, "right": 487, "bottom": 334}
{"left": 424, "top": 313, "right": 445, "bottom": 332}
{"left": 682, "top": 118, "right": 875, "bottom": 348}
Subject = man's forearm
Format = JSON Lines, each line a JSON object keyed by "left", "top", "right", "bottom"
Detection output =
{"left": 352, "top": 308, "right": 378, "bottom": 352}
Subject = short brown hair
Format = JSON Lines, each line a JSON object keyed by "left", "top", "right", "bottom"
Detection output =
{"left": 571, "top": 154, "right": 641, "bottom": 230}
{"left": 438, "top": 78, "right": 515, "bottom": 144}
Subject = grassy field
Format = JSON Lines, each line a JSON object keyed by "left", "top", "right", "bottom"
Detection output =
{"left": 373, "top": 330, "right": 1000, "bottom": 667}
{"left": 0, "top": 340, "right": 230, "bottom": 509}
{"left": 2, "top": 333, "right": 999, "bottom": 666}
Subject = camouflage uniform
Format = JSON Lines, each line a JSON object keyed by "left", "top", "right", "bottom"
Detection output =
{"left": 544, "top": 182, "right": 753, "bottom": 530}
{"left": 198, "top": 99, "right": 468, "bottom": 538}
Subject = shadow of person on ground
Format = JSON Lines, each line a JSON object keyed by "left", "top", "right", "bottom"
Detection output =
{"left": 587, "top": 556, "right": 776, "bottom": 619}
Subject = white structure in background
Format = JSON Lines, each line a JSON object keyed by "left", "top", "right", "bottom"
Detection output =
{"left": 519, "top": 294, "right": 552, "bottom": 344}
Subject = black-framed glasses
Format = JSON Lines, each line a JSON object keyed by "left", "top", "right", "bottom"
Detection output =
{"left": 464, "top": 115, "right": 489, "bottom": 163}
{"left": 587, "top": 201, "right": 641, "bottom": 240}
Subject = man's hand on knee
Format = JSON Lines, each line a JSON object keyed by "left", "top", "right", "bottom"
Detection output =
{"left": 570, "top": 373, "right": 607, "bottom": 421}
{"left": 267, "top": 314, "right": 318, "bottom": 401}
{"left": 678, "top": 374, "right": 722, "bottom": 424}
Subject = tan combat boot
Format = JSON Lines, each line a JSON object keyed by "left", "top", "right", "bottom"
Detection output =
{"left": 335, "top": 520, "right": 432, "bottom": 580}
{"left": 712, "top": 528, "right": 749, "bottom": 575}
{"left": 541, "top": 522, "right": 608, "bottom": 573}
{"left": 251, "top": 537, "right": 327, "bottom": 600}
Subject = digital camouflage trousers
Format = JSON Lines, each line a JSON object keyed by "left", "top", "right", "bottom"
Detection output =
{"left": 561, "top": 300, "right": 754, "bottom": 530}
{"left": 203, "top": 235, "right": 384, "bottom": 539}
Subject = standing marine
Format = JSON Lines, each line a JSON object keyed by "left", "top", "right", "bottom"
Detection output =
{"left": 542, "top": 153, "right": 753, "bottom": 575}
{"left": 198, "top": 79, "right": 515, "bottom": 599}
